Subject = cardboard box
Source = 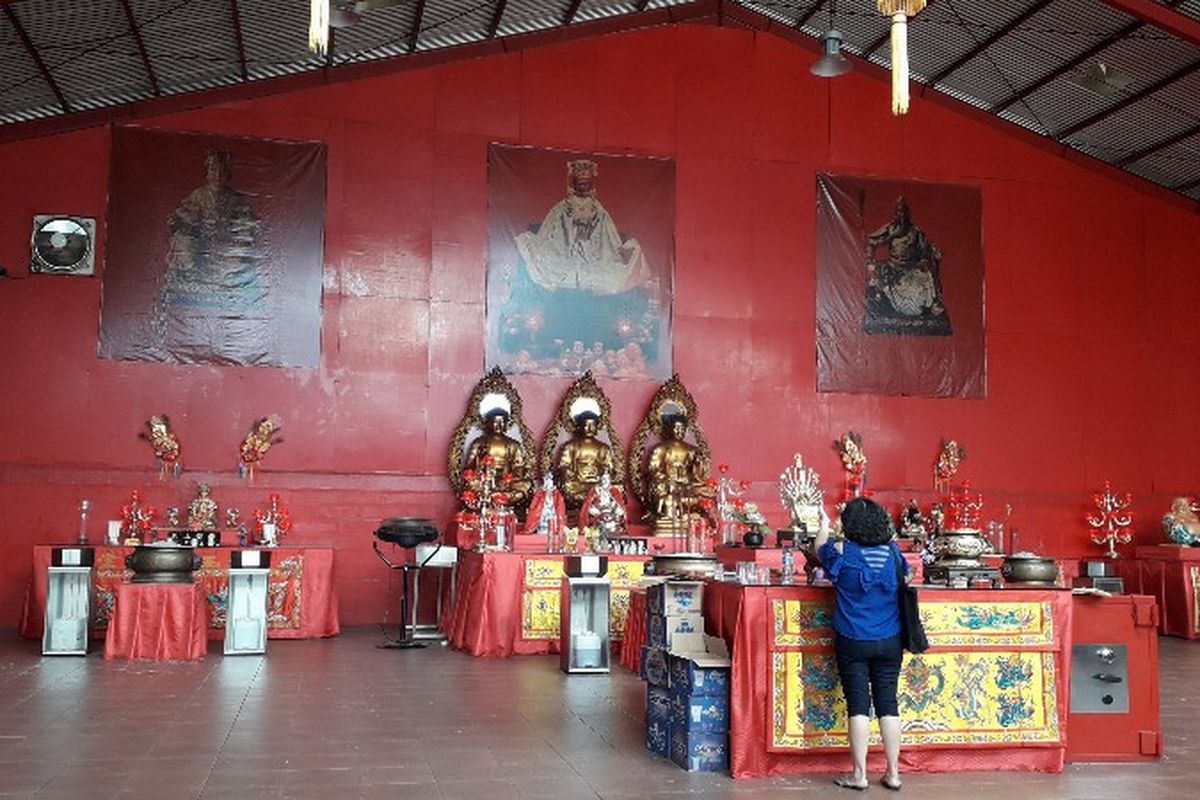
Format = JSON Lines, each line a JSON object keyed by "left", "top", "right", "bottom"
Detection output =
{"left": 642, "top": 645, "right": 669, "bottom": 687}
{"left": 647, "top": 611, "right": 703, "bottom": 649}
{"left": 670, "top": 729, "right": 728, "bottom": 772}
{"left": 670, "top": 690, "right": 729, "bottom": 732}
{"left": 667, "top": 634, "right": 731, "bottom": 698}
{"left": 647, "top": 580, "right": 704, "bottom": 616}
{"left": 646, "top": 718, "right": 671, "bottom": 758}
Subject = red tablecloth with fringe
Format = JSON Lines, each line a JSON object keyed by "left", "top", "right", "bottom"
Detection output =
{"left": 103, "top": 582, "right": 209, "bottom": 660}
{"left": 618, "top": 588, "right": 647, "bottom": 672}
{"left": 704, "top": 580, "right": 1071, "bottom": 778}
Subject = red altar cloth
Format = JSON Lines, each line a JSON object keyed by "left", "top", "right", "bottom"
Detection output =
{"left": 618, "top": 588, "right": 647, "bottom": 672}
{"left": 1119, "top": 545, "right": 1200, "bottom": 638}
{"left": 21, "top": 545, "right": 339, "bottom": 640}
{"left": 104, "top": 582, "right": 209, "bottom": 661}
{"left": 446, "top": 549, "right": 647, "bottom": 657}
{"left": 704, "top": 580, "right": 1072, "bottom": 778}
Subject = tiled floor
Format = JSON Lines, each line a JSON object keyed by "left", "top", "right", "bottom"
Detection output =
{"left": 0, "top": 628, "right": 1194, "bottom": 799}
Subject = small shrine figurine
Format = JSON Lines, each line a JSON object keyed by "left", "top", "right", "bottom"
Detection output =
{"left": 779, "top": 453, "right": 824, "bottom": 536}
{"left": 187, "top": 483, "right": 219, "bottom": 530}
{"left": 139, "top": 414, "right": 182, "bottom": 480}
{"left": 934, "top": 439, "right": 966, "bottom": 493}
{"left": 226, "top": 508, "right": 240, "bottom": 528}
{"left": 239, "top": 415, "right": 283, "bottom": 481}
{"left": 583, "top": 472, "right": 627, "bottom": 543}
{"left": 166, "top": 507, "right": 181, "bottom": 528}
{"left": 899, "top": 498, "right": 926, "bottom": 538}
{"left": 833, "top": 431, "right": 867, "bottom": 496}
{"left": 1162, "top": 497, "right": 1200, "bottom": 546}
{"left": 525, "top": 473, "right": 567, "bottom": 551}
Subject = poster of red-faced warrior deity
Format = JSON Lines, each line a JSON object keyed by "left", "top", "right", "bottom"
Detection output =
{"left": 487, "top": 144, "right": 675, "bottom": 379}
{"left": 99, "top": 127, "right": 325, "bottom": 367}
{"left": 816, "top": 174, "right": 985, "bottom": 398}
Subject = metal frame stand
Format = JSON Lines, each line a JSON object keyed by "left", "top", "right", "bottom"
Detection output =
{"left": 373, "top": 541, "right": 446, "bottom": 649}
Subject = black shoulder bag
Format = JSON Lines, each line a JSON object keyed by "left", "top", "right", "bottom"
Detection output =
{"left": 894, "top": 546, "right": 929, "bottom": 654}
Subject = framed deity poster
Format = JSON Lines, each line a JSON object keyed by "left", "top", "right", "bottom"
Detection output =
{"left": 99, "top": 127, "right": 325, "bottom": 367}
{"left": 486, "top": 144, "right": 674, "bottom": 379}
{"left": 816, "top": 174, "right": 985, "bottom": 397}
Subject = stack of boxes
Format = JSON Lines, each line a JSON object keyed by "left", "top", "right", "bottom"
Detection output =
{"left": 641, "top": 580, "right": 730, "bottom": 772}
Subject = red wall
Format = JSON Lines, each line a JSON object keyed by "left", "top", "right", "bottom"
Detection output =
{"left": 1, "top": 24, "right": 1197, "bottom": 627}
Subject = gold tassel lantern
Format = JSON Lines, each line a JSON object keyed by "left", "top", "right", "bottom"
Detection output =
{"left": 877, "top": 0, "right": 925, "bottom": 115}
{"left": 309, "top": 0, "right": 330, "bottom": 56}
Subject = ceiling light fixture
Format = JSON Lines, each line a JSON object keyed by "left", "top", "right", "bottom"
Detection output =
{"left": 811, "top": 0, "right": 852, "bottom": 78}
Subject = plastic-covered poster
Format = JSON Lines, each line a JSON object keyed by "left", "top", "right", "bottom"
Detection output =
{"left": 816, "top": 174, "right": 985, "bottom": 397}
{"left": 487, "top": 144, "right": 674, "bottom": 379}
{"left": 99, "top": 127, "right": 325, "bottom": 367}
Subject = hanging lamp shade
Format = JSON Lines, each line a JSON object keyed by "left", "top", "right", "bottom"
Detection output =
{"left": 877, "top": 0, "right": 926, "bottom": 115}
{"left": 310, "top": 0, "right": 330, "bottom": 56}
{"left": 811, "top": 30, "right": 852, "bottom": 78}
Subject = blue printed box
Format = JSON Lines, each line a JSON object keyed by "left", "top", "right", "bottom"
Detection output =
{"left": 670, "top": 690, "right": 729, "bottom": 733}
{"left": 647, "top": 611, "right": 703, "bottom": 649}
{"left": 670, "top": 729, "right": 729, "bottom": 772}
{"left": 646, "top": 717, "right": 671, "bottom": 758}
{"left": 667, "top": 634, "right": 731, "bottom": 698}
{"left": 647, "top": 580, "right": 704, "bottom": 616}
{"left": 642, "top": 645, "right": 669, "bottom": 687}
{"left": 646, "top": 685, "right": 673, "bottom": 757}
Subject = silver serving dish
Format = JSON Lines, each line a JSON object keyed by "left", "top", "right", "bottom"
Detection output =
{"left": 647, "top": 553, "right": 718, "bottom": 578}
{"left": 1001, "top": 554, "right": 1059, "bottom": 584}
{"left": 125, "top": 545, "right": 202, "bottom": 584}
{"left": 928, "top": 529, "right": 989, "bottom": 567}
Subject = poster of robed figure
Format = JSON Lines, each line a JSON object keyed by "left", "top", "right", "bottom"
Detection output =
{"left": 99, "top": 127, "right": 325, "bottom": 367}
{"left": 487, "top": 144, "right": 674, "bottom": 379}
{"left": 816, "top": 174, "right": 985, "bottom": 398}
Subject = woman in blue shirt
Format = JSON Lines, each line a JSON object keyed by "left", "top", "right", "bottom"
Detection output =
{"left": 816, "top": 497, "right": 907, "bottom": 791}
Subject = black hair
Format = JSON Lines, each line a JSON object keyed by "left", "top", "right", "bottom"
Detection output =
{"left": 483, "top": 408, "right": 509, "bottom": 421}
{"left": 840, "top": 497, "right": 894, "bottom": 546}
{"left": 661, "top": 412, "right": 688, "bottom": 430}
{"left": 573, "top": 411, "right": 601, "bottom": 424}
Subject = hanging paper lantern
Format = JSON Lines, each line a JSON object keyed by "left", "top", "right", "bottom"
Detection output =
{"left": 877, "top": 0, "right": 926, "bottom": 115}
{"left": 310, "top": 0, "right": 330, "bottom": 56}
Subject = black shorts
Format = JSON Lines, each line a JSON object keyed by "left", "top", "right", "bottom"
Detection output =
{"left": 834, "top": 633, "right": 903, "bottom": 718}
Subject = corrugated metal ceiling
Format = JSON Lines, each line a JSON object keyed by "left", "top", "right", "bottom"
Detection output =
{"left": 0, "top": 0, "right": 1197, "bottom": 203}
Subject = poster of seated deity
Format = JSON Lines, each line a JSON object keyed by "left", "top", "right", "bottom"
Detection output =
{"left": 816, "top": 174, "right": 985, "bottom": 397}
{"left": 487, "top": 144, "right": 674, "bottom": 379}
{"left": 99, "top": 127, "right": 325, "bottom": 367}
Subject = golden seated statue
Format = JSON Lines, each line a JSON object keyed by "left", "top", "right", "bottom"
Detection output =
{"left": 539, "top": 371, "right": 624, "bottom": 518}
{"left": 629, "top": 375, "right": 714, "bottom": 535}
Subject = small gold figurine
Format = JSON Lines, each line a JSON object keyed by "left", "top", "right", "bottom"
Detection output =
{"left": 187, "top": 483, "right": 219, "bottom": 530}
{"left": 139, "top": 415, "right": 182, "bottom": 480}
{"left": 934, "top": 438, "right": 966, "bottom": 492}
{"left": 239, "top": 415, "right": 283, "bottom": 481}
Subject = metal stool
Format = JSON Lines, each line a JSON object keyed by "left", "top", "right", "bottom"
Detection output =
{"left": 373, "top": 518, "right": 439, "bottom": 649}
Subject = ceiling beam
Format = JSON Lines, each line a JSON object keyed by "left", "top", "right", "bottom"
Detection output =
{"left": 1056, "top": 59, "right": 1200, "bottom": 140}
{"left": 3, "top": 5, "right": 71, "bottom": 114}
{"left": 118, "top": 0, "right": 161, "bottom": 96}
{"left": 991, "top": 19, "right": 1141, "bottom": 113}
{"left": 923, "top": 0, "right": 1049, "bottom": 89}
{"left": 487, "top": 0, "right": 510, "bottom": 37}
{"left": 1115, "top": 121, "right": 1200, "bottom": 167}
{"left": 408, "top": 0, "right": 427, "bottom": 53}
{"left": 563, "top": 0, "right": 584, "bottom": 25}
{"left": 229, "top": 0, "right": 249, "bottom": 81}
{"left": 1104, "top": 0, "right": 1200, "bottom": 47}
{"left": 794, "top": 2, "right": 824, "bottom": 30}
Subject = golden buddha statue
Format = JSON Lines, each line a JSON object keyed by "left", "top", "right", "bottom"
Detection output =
{"left": 462, "top": 404, "right": 533, "bottom": 510}
{"left": 646, "top": 411, "right": 713, "bottom": 534}
{"left": 554, "top": 398, "right": 616, "bottom": 515}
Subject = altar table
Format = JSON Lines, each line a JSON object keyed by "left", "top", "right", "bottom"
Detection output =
{"left": 103, "top": 582, "right": 209, "bottom": 661}
{"left": 703, "top": 580, "right": 1071, "bottom": 778}
{"left": 446, "top": 550, "right": 647, "bottom": 657}
{"left": 22, "top": 545, "right": 340, "bottom": 641}
{"left": 1119, "top": 545, "right": 1200, "bottom": 638}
